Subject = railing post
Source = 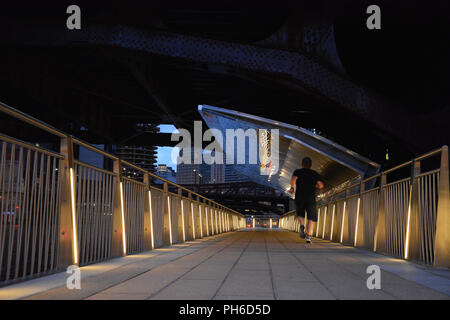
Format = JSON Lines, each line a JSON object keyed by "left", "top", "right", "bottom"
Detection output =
{"left": 405, "top": 160, "right": 421, "bottom": 261}
{"left": 177, "top": 188, "right": 185, "bottom": 243}
{"left": 143, "top": 174, "right": 153, "bottom": 250}
{"left": 197, "top": 196, "right": 203, "bottom": 238}
{"left": 58, "top": 136, "right": 78, "bottom": 268}
{"left": 355, "top": 180, "right": 365, "bottom": 247}
{"left": 185, "top": 193, "right": 193, "bottom": 241}
{"left": 219, "top": 207, "right": 223, "bottom": 234}
{"left": 211, "top": 204, "right": 216, "bottom": 235}
{"left": 341, "top": 190, "right": 349, "bottom": 244}
{"left": 374, "top": 173, "right": 387, "bottom": 253}
{"left": 163, "top": 182, "right": 172, "bottom": 245}
{"left": 434, "top": 146, "right": 450, "bottom": 267}
{"left": 188, "top": 193, "right": 195, "bottom": 239}
{"left": 204, "top": 200, "right": 210, "bottom": 236}
{"left": 111, "top": 159, "right": 125, "bottom": 257}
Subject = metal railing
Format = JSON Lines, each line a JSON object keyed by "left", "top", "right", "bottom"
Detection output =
{"left": 281, "top": 146, "right": 450, "bottom": 268}
{"left": 0, "top": 102, "right": 246, "bottom": 286}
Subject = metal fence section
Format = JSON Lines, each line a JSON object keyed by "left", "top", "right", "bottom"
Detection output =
{"left": 169, "top": 193, "right": 180, "bottom": 244}
{"left": 74, "top": 162, "right": 114, "bottom": 265}
{"left": 0, "top": 102, "right": 245, "bottom": 287}
{"left": 280, "top": 146, "right": 450, "bottom": 267}
{"left": 417, "top": 171, "right": 440, "bottom": 265}
{"left": 181, "top": 198, "right": 191, "bottom": 241}
{"left": 0, "top": 137, "right": 62, "bottom": 284}
{"left": 149, "top": 188, "right": 165, "bottom": 249}
{"left": 361, "top": 189, "right": 379, "bottom": 249}
{"left": 383, "top": 179, "right": 410, "bottom": 258}
{"left": 122, "top": 178, "right": 147, "bottom": 255}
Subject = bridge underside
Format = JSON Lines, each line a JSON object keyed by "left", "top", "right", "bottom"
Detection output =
{"left": 2, "top": 229, "right": 448, "bottom": 300}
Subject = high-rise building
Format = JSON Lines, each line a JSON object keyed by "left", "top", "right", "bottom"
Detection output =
{"left": 224, "top": 164, "right": 248, "bottom": 183}
{"left": 175, "top": 148, "right": 213, "bottom": 185}
{"left": 115, "top": 123, "right": 159, "bottom": 178}
{"left": 210, "top": 163, "right": 224, "bottom": 184}
{"left": 155, "top": 164, "right": 176, "bottom": 184}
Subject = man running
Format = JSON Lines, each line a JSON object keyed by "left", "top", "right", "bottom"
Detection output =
{"left": 288, "top": 157, "right": 324, "bottom": 243}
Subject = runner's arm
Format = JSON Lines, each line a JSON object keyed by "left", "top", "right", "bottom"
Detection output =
{"left": 289, "top": 176, "right": 297, "bottom": 194}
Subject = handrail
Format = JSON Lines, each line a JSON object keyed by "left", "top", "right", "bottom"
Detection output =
{"left": 284, "top": 145, "right": 446, "bottom": 217}
{"left": 0, "top": 101, "right": 244, "bottom": 217}
{"left": 315, "top": 146, "right": 445, "bottom": 202}
{"left": 0, "top": 133, "right": 65, "bottom": 159}
{"left": 0, "top": 102, "right": 67, "bottom": 138}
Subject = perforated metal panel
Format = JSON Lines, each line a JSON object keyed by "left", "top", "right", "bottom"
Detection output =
{"left": 199, "top": 105, "right": 380, "bottom": 198}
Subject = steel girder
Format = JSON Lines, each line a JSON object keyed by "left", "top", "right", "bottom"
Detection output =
{"left": 3, "top": 23, "right": 425, "bottom": 148}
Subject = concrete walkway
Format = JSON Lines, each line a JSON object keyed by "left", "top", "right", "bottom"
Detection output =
{"left": 1, "top": 229, "right": 449, "bottom": 300}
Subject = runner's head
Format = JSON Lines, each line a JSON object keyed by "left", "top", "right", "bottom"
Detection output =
{"left": 301, "top": 157, "right": 312, "bottom": 169}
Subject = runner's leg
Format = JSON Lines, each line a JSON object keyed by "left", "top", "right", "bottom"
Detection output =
{"left": 306, "top": 201, "right": 318, "bottom": 236}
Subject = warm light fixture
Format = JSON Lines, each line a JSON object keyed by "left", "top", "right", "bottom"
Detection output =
{"left": 340, "top": 201, "right": 346, "bottom": 243}
{"left": 69, "top": 168, "right": 79, "bottom": 265}
{"left": 199, "top": 204, "right": 203, "bottom": 237}
{"left": 205, "top": 206, "right": 209, "bottom": 236}
{"left": 215, "top": 209, "right": 219, "bottom": 233}
{"left": 119, "top": 182, "right": 127, "bottom": 255}
{"left": 148, "top": 190, "right": 155, "bottom": 249}
{"left": 191, "top": 202, "right": 195, "bottom": 239}
{"left": 354, "top": 198, "right": 361, "bottom": 246}
{"left": 316, "top": 208, "right": 321, "bottom": 237}
{"left": 181, "top": 198, "right": 186, "bottom": 242}
{"left": 167, "top": 196, "right": 173, "bottom": 245}
{"left": 330, "top": 204, "right": 336, "bottom": 241}
{"left": 405, "top": 189, "right": 413, "bottom": 259}
{"left": 322, "top": 206, "right": 327, "bottom": 238}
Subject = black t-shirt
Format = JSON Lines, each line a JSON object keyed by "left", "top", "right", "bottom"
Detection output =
{"left": 292, "top": 168, "right": 323, "bottom": 201}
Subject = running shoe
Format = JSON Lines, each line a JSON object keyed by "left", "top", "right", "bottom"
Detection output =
{"left": 306, "top": 234, "right": 312, "bottom": 244}
{"left": 299, "top": 225, "right": 306, "bottom": 239}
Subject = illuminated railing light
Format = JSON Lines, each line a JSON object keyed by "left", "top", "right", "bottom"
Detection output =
{"left": 205, "top": 207, "right": 209, "bottom": 236}
{"left": 149, "top": 190, "right": 155, "bottom": 249}
{"left": 405, "top": 195, "right": 413, "bottom": 259}
{"left": 340, "top": 201, "right": 346, "bottom": 243}
{"left": 191, "top": 203, "right": 195, "bottom": 239}
{"left": 181, "top": 199, "right": 186, "bottom": 242}
{"left": 354, "top": 198, "right": 361, "bottom": 246}
{"left": 316, "top": 208, "right": 321, "bottom": 236}
{"left": 69, "top": 168, "right": 79, "bottom": 265}
{"left": 119, "top": 182, "right": 127, "bottom": 255}
{"left": 330, "top": 204, "right": 336, "bottom": 241}
{"left": 322, "top": 207, "right": 327, "bottom": 238}
{"left": 215, "top": 210, "right": 218, "bottom": 234}
{"left": 167, "top": 196, "right": 173, "bottom": 245}
{"left": 199, "top": 204, "right": 203, "bottom": 238}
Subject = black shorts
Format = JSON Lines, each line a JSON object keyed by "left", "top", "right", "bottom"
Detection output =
{"left": 295, "top": 199, "right": 318, "bottom": 222}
